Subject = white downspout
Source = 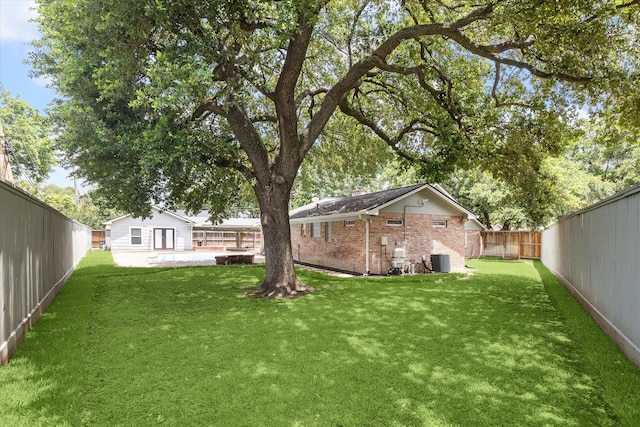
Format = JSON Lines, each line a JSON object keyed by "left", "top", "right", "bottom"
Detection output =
{"left": 365, "top": 218, "right": 370, "bottom": 274}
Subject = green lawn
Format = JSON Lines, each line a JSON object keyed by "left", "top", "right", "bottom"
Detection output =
{"left": 1, "top": 252, "right": 639, "bottom": 426}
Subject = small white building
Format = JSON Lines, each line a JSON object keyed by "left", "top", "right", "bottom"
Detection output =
{"left": 104, "top": 207, "right": 195, "bottom": 251}
{"left": 104, "top": 207, "right": 263, "bottom": 252}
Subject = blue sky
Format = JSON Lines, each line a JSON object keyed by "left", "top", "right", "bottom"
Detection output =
{"left": 1, "top": 0, "right": 78, "bottom": 189}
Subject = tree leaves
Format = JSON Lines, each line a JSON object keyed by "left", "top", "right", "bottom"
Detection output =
{"left": 0, "top": 92, "right": 55, "bottom": 188}
{"left": 31, "top": 0, "right": 640, "bottom": 223}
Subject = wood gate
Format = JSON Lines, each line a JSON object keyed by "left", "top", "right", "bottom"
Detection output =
{"left": 92, "top": 230, "right": 106, "bottom": 248}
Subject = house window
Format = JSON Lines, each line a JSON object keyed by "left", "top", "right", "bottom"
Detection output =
{"left": 386, "top": 219, "right": 403, "bottom": 226}
{"left": 432, "top": 220, "right": 447, "bottom": 228}
{"left": 344, "top": 220, "right": 355, "bottom": 227}
{"left": 312, "top": 222, "right": 321, "bottom": 238}
{"left": 325, "top": 222, "right": 332, "bottom": 242}
{"left": 130, "top": 227, "right": 142, "bottom": 246}
{"left": 301, "top": 224, "right": 306, "bottom": 236}
{"left": 105, "top": 230, "right": 111, "bottom": 237}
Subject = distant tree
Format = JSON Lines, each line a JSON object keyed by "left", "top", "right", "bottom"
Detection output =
{"left": 41, "top": 184, "right": 122, "bottom": 229}
{"left": 447, "top": 151, "right": 620, "bottom": 230}
{"left": 0, "top": 92, "right": 55, "bottom": 189}
{"left": 40, "top": 184, "right": 76, "bottom": 213}
{"left": 568, "top": 119, "right": 640, "bottom": 193}
{"left": 545, "top": 155, "right": 615, "bottom": 218}
{"left": 445, "top": 168, "right": 548, "bottom": 230}
{"left": 33, "top": 0, "right": 640, "bottom": 297}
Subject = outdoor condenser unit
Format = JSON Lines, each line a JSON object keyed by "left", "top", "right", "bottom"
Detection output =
{"left": 430, "top": 254, "right": 451, "bottom": 273}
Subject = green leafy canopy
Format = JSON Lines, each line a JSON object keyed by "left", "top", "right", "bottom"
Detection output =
{"left": 32, "top": 0, "right": 640, "bottom": 218}
{"left": 30, "top": 1, "right": 640, "bottom": 293}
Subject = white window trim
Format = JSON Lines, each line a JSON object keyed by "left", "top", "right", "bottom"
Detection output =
{"left": 344, "top": 220, "right": 356, "bottom": 227}
{"left": 386, "top": 219, "right": 403, "bottom": 226}
{"left": 325, "top": 222, "right": 332, "bottom": 242}
{"left": 432, "top": 220, "right": 447, "bottom": 229}
{"left": 129, "top": 226, "right": 143, "bottom": 246}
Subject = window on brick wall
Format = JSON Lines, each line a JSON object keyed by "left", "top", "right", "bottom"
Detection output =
{"left": 312, "top": 222, "right": 321, "bottom": 238}
{"left": 325, "top": 222, "right": 332, "bottom": 242}
{"left": 344, "top": 220, "right": 355, "bottom": 227}
{"left": 432, "top": 220, "right": 447, "bottom": 228}
{"left": 301, "top": 223, "right": 306, "bottom": 236}
{"left": 386, "top": 219, "right": 403, "bottom": 226}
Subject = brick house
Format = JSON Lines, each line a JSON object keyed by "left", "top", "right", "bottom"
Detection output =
{"left": 290, "top": 183, "right": 484, "bottom": 275}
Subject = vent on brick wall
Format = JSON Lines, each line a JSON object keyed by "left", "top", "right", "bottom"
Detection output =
{"left": 387, "top": 219, "right": 403, "bottom": 226}
{"left": 432, "top": 220, "right": 447, "bottom": 228}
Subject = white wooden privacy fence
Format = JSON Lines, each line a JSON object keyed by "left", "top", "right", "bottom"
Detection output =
{"left": 542, "top": 184, "right": 640, "bottom": 368}
{"left": 0, "top": 181, "right": 92, "bottom": 365}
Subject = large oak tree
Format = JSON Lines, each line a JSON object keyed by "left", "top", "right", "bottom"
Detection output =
{"left": 33, "top": 0, "right": 639, "bottom": 296}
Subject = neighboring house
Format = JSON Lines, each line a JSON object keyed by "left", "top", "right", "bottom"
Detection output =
{"left": 104, "top": 207, "right": 262, "bottom": 251}
{"left": 290, "top": 183, "right": 485, "bottom": 275}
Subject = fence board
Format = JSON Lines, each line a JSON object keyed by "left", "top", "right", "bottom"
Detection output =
{"left": 480, "top": 231, "right": 541, "bottom": 259}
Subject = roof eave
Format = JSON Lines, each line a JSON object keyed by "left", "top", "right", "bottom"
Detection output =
{"left": 290, "top": 210, "right": 373, "bottom": 224}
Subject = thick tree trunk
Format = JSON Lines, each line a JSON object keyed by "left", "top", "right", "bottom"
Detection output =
{"left": 250, "top": 181, "right": 315, "bottom": 298}
{"left": 482, "top": 210, "right": 492, "bottom": 230}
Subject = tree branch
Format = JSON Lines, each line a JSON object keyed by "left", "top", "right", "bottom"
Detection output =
{"left": 447, "top": 29, "right": 592, "bottom": 84}
{"left": 273, "top": 3, "right": 328, "bottom": 170}
{"left": 302, "top": 5, "right": 495, "bottom": 155}
{"left": 192, "top": 97, "right": 226, "bottom": 120}
{"left": 225, "top": 103, "right": 271, "bottom": 185}
{"left": 491, "top": 62, "right": 535, "bottom": 108}
{"left": 251, "top": 115, "right": 278, "bottom": 124}
{"left": 338, "top": 97, "right": 432, "bottom": 163}
{"left": 190, "top": 94, "right": 271, "bottom": 185}
{"left": 483, "top": 38, "right": 535, "bottom": 54}
{"left": 295, "top": 88, "right": 330, "bottom": 110}
{"left": 210, "top": 156, "right": 254, "bottom": 181}
{"left": 585, "top": 0, "right": 640, "bottom": 22}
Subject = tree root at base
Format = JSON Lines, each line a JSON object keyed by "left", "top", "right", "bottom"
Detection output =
{"left": 249, "top": 281, "right": 316, "bottom": 298}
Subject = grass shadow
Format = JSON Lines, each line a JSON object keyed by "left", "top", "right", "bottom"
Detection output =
{"left": 1, "top": 254, "right": 638, "bottom": 426}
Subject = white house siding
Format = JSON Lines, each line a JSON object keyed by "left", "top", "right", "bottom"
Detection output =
{"left": 109, "top": 209, "right": 192, "bottom": 251}
{"left": 380, "top": 189, "right": 461, "bottom": 217}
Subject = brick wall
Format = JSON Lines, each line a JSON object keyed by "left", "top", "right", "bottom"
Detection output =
{"left": 291, "top": 212, "right": 466, "bottom": 275}
{"left": 291, "top": 219, "right": 367, "bottom": 273}
{"left": 465, "top": 230, "right": 483, "bottom": 258}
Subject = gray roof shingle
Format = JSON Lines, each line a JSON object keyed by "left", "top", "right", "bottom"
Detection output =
{"left": 290, "top": 184, "right": 425, "bottom": 219}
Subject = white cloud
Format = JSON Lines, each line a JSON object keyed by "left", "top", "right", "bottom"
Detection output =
{"left": 0, "top": 0, "right": 40, "bottom": 42}
{"left": 32, "top": 74, "right": 52, "bottom": 88}
{"left": 576, "top": 108, "right": 590, "bottom": 120}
